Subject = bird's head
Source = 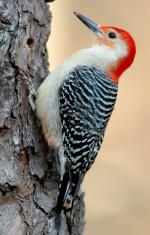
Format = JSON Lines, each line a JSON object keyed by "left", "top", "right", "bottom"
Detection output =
{"left": 74, "top": 11, "right": 136, "bottom": 84}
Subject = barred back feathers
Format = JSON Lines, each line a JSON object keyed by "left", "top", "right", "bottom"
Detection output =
{"left": 57, "top": 65, "right": 118, "bottom": 211}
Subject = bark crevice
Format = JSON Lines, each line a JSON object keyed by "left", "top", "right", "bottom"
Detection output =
{"left": 0, "top": 1, "right": 85, "bottom": 234}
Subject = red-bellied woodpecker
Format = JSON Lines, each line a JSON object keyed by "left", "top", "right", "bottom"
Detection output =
{"left": 35, "top": 11, "right": 136, "bottom": 226}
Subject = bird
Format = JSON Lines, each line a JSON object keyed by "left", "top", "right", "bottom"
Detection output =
{"left": 35, "top": 11, "right": 136, "bottom": 232}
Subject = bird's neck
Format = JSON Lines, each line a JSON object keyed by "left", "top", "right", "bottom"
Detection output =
{"left": 109, "top": 52, "right": 133, "bottom": 84}
{"left": 109, "top": 64, "right": 123, "bottom": 84}
{"left": 91, "top": 45, "right": 130, "bottom": 84}
{"left": 87, "top": 46, "right": 121, "bottom": 84}
{"left": 71, "top": 46, "right": 117, "bottom": 75}
{"left": 56, "top": 46, "right": 125, "bottom": 85}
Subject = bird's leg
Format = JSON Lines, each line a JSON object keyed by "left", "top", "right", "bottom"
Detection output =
{"left": 18, "top": 74, "right": 36, "bottom": 111}
{"left": 28, "top": 88, "right": 36, "bottom": 111}
{"left": 28, "top": 82, "right": 36, "bottom": 112}
{"left": 22, "top": 74, "right": 37, "bottom": 111}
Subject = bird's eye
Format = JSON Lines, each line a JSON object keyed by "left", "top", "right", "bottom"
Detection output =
{"left": 108, "top": 32, "right": 117, "bottom": 39}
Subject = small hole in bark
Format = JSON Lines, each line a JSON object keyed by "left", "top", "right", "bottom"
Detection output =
{"left": 27, "top": 38, "right": 34, "bottom": 49}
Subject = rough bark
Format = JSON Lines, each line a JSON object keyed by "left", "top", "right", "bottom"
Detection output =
{"left": 0, "top": 1, "right": 84, "bottom": 234}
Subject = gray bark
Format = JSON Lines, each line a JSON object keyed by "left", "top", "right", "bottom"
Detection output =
{"left": 0, "top": 0, "right": 84, "bottom": 234}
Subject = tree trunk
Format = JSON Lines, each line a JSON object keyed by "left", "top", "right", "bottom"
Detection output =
{"left": 0, "top": 1, "right": 84, "bottom": 234}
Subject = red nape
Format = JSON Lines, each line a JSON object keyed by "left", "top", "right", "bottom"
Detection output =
{"left": 110, "top": 27, "right": 136, "bottom": 84}
{"left": 100, "top": 26, "right": 136, "bottom": 84}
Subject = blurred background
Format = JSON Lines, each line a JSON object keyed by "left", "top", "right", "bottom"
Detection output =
{"left": 47, "top": 1, "right": 150, "bottom": 234}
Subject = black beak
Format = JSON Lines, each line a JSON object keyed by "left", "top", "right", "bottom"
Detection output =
{"left": 74, "top": 11, "right": 103, "bottom": 35}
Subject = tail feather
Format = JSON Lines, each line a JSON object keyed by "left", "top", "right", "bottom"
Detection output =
{"left": 55, "top": 167, "right": 84, "bottom": 234}
{"left": 57, "top": 170, "right": 71, "bottom": 211}
{"left": 57, "top": 169, "right": 84, "bottom": 212}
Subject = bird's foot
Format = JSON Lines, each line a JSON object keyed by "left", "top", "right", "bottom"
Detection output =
{"left": 28, "top": 86, "right": 36, "bottom": 111}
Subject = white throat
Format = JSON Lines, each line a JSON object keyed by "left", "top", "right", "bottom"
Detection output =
{"left": 54, "top": 44, "right": 127, "bottom": 75}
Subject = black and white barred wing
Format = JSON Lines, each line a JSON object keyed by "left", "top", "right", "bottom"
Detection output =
{"left": 59, "top": 65, "right": 118, "bottom": 173}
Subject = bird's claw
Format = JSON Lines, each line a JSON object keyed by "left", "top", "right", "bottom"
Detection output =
{"left": 28, "top": 88, "right": 36, "bottom": 111}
